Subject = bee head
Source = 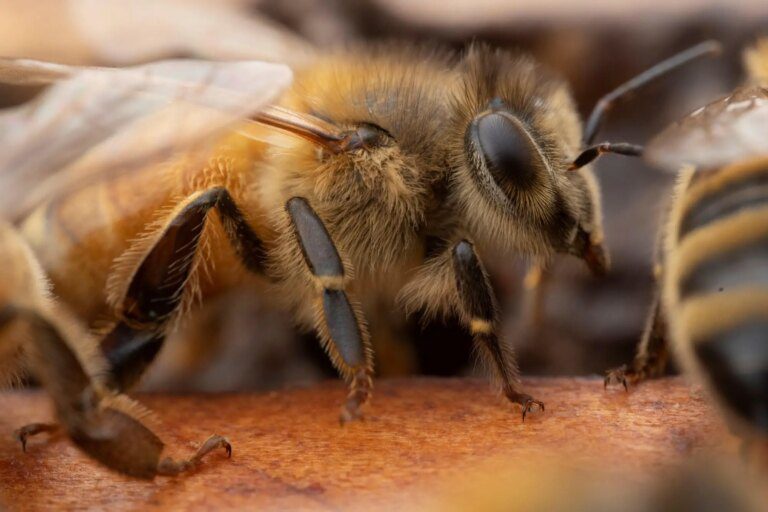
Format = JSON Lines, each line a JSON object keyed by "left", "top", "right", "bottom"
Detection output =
{"left": 451, "top": 45, "right": 608, "bottom": 276}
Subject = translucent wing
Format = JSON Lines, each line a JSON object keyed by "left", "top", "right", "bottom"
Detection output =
{"left": 0, "top": 0, "right": 314, "bottom": 66}
{"left": 0, "top": 58, "right": 72, "bottom": 85}
{"left": 645, "top": 86, "right": 768, "bottom": 172}
{"left": 0, "top": 58, "right": 292, "bottom": 219}
{"left": 67, "top": 0, "right": 314, "bottom": 66}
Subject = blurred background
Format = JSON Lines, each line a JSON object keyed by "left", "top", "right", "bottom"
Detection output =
{"left": 1, "top": 0, "right": 766, "bottom": 391}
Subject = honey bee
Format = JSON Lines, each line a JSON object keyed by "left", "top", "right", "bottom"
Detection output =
{"left": 605, "top": 40, "right": 768, "bottom": 444}
{"left": 1, "top": 39, "right": 716, "bottom": 476}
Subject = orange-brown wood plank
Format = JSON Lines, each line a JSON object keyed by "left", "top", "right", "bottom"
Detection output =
{"left": 0, "top": 377, "right": 738, "bottom": 511}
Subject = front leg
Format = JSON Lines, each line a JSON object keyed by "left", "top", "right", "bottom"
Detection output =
{"left": 452, "top": 240, "right": 544, "bottom": 420}
{"left": 286, "top": 197, "right": 374, "bottom": 423}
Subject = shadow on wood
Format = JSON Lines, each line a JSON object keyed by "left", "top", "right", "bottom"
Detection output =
{"left": 0, "top": 377, "right": 738, "bottom": 511}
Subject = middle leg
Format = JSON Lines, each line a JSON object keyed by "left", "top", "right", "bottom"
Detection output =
{"left": 518, "top": 260, "right": 552, "bottom": 344}
{"left": 285, "top": 197, "right": 374, "bottom": 423}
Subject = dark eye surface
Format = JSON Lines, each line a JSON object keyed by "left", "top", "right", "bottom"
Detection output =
{"left": 343, "top": 122, "right": 393, "bottom": 151}
{"left": 358, "top": 123, "right": 392, "bottom": 144}
{"left": 473, "top": 112, "right": 542, "bottom": 191}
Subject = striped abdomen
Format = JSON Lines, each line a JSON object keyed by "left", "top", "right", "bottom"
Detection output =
{"left": 666, "top": 156, "right": 768, "bottom": 432}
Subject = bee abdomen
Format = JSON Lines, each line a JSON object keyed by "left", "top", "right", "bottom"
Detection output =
{"left": 672, "top": 157, "right": 768, "bottom": 431}
{"left": 679, "top": 168, "right": 768, "bottom": 238}
{"left": 680, "top": 233, "right": 768, "bottom": 298}
{"left": 676, "top": 158, "right": 768, "bottom": 303}
{"left": 694, "top": 321, "right": 768, "bottom": 431}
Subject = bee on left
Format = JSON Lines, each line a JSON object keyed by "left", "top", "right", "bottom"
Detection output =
{"left": 0, "top": 57, "right": 293, "bottom": 478}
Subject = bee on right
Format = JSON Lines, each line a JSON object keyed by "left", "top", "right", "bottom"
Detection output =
{"left": 606, "top": 40, "right": 768, "bottom": 443}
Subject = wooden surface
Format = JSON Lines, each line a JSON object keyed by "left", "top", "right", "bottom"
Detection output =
{"left": 0, "top": 377, "right": 738, "bottom": 511}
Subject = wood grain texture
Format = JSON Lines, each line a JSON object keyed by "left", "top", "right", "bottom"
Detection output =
{"left": 0, "top": 377, "right": 738, "bottom": 511}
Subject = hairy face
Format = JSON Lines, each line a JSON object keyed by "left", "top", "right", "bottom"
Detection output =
{"left": 449, "top": 44, "right": 607, "bottom": 274}
{"left": 264, "top": 46, "right": 457, "bottom": 275}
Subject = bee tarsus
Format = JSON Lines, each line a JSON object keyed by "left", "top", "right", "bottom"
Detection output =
{"left": 340, "top": 368, "right": 374, "bottom": 425}
{"left": 605, "top": 295, "right": 669, "bottom": 391}
{"left": 505, "top": 392, "right": 545, "bottom": 422}
{"left": 156, "top": 435, "right": 232, "bottom": 477}
{"left": 13, "top": 422, "right": 59, "bottom": 452}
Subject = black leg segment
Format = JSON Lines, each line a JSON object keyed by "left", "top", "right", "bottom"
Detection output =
{"left": 286, "top": 196, "right": 366, "bottom": 369}
{"left": 215, "top": 189, "right": 268, "bottom": 275}
{"left": 322, "top": 289, "right": 365, "bottom": 368}
{"left": 452, "top": 240, "right": 496, "bottom": 323}
{"left": 452, "top": 239, "right": 544, "bottom": 420}
{"left": 101, "top": 323, "right": 165, "bottom": 392}
{"left": 102, "top": 187, "right": 267, "bottom": 392}
{"left": 121, "top": 188, "right": 220, "bottom": 326}
{"left": 286, "top": 197, "right": 372, "bottom": 422}
{"left": 286, "top": 197, "right": 344, "bottom": 278}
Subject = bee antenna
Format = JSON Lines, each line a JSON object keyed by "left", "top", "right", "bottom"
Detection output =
{"left": 254, "top": 106, "right": 347, "bottom": 153}
{"left": 582, "top": 40, "right": 722, "bottom": 146}
{"left": 568, "top": 142, "right": 643, "bottom": 171}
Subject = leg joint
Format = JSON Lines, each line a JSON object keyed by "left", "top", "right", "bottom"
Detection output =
{"left": 196, "top": 186, "right": 228, "bottom": 209}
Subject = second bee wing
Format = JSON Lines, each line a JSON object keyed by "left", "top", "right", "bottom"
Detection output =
{"left": 645, "top": 86, "right": 768, "bottom": 172}
{"left": 0, "top": 58, "right": 293, "bottom": 220}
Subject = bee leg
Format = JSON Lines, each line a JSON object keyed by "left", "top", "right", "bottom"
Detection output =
{"left": 452, "top": 240, "right": 544, "bottom": 421}
{"left": 156, "top": 435, "right": 232, "bottom": 476}
{"left": 605, "top": 293, "right": 669, "bottom": 390}
{"left": 102, "top": 187, "right": 267, "bottom": 392}
{"left": 519, "top": 261, "right": 551, "bottom": 342}
{"left": 0, "top": 305, "right": 63, "bottom": 453}
{"left": 13, "top": 423, "right": 60, "bottom": 452}
{"left": 286, "top": 197, "right": 374, "bottom": 424}
{"left": 19, "top": 307, "right": 229, "bottom": 478}
{"left": 8, "top": 308, "right": 159, "bottom": 477}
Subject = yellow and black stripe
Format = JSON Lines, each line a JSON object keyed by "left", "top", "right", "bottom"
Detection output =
{"left": 665, "top": 156, "right": 768, "bottom": 433}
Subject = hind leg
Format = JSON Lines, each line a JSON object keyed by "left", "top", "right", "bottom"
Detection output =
{"left": 6, "top": 305, "right": 230, "bottom": 478}
{"left": 14, "top": 423, "right": 60, "bottom": 452}
{"left": 101, "top": 187, "right": 268, "bottom": 392}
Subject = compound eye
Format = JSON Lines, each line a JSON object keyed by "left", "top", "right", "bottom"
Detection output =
{"left": 472, "top": 112, "right": 546, "bottom": 192}
{"left": 342, "top": 123, "right": 392, "bottom": 152}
